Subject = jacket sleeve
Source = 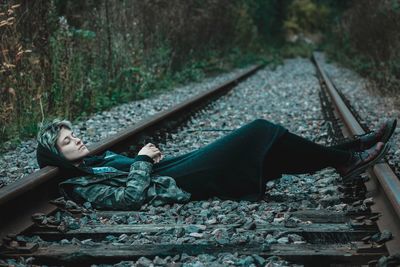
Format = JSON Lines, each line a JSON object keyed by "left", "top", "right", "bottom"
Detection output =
{"left": 72, "top": 156, "right": 154, "bottom": 210}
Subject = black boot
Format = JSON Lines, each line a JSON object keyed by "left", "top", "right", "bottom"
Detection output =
{"left": 336, "top": 142, "right": 389, "bottom": 181}
{"left": 337, "top": 119, "right": 396, "bottom": 152}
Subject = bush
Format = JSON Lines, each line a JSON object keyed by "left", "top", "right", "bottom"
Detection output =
{"left": 325, "top": 0, "right": 400, "bottom": 95}
{"left": 0, "top": 0, "right": 314, "bottom": 147}
{"left": 283, "top": 0, "right": 330, "bottom": 40}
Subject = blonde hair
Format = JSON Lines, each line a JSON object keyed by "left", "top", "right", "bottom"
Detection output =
{"left": 37, "top": 119, "right": 72, "bottom": 155}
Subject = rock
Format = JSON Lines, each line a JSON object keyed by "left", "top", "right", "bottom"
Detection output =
{"left": 266, "top": 181, "right": 275, "bottom": 189}
{"left": 199, "top": 210, "right": 210, "bottom": 217}
{"left": 174, "top": 228, "right": 185, "bottom": 238}
{"left": 252, "top": 254, "right": 266, "bottom": 266}
{"left": 317, "top": 177, "right": 335, "bottom": 185}
{"left": 186, "top": 225, "right": 206, "bottom": 234}
{"left": 288, "top": 234, "right": 303, "bottom": 243}
{"left": 171, "top": 254, "right": 180, "bottom": 262}
{"left": 320, "top": 196, "right": 341, "bottom": 207}
{"left": 371, "top": 230, "right": 393, "bottom": 244}
{"left": 205, "top": 218, "right": 217, "bottom": 225}
{"left": 180, "top": 253, "right": 192, "bottom": 262}
{"left": 201, "top": 202, "right": 210, "bottom": 209}
{"left": 81, "top": 239, "right": 94, "bottom": 245}
{"left": 216, "top": 238, "right": 229, "bottom": 245}
{"left": 273, "top": 217, "right": 285, "bottom": 223}
{"left": 268, "top": 192, "right": 286, "bottom": 202}
{"left": 9, "top": 167, "right": 18, "bottom": 172}
{"left": 265, "top": 237, "right": 277, "bottom": 245}
{"left": 118, "top": 234, "right": 129, "bottom": 242}
{"left": 320, "top": 186, "right": 337, "bottom": 195}
{"left": 277, "top": 237, "right": 289, "bottom": 244}
{"left": 136, "top": 256, "right": 153, "bottom": 267}
{"left": 377, "top": 256, "right": 388, "bottom": 267}
{"left": 261, "top": 243, "right": 271, "bottom": 252}
{"left": 243, "top": 221, "right": 256, "bottom": 230}
{"left": 189, "top": 232, "right": 203, "bottom": 238}
{"left": 363, "top": 197, "right": 374, "bottom": 206}
{"left": 284, "top": 217, "right": 298, "bottom": 228}
{"left": 105, "top": 235, "right": 117, "bottom": 242}
{"left": 236, "top": 256, "right": 254, "bottom": 266}
{"left": 60, "top": 239, "right": 70, "bottom": 245}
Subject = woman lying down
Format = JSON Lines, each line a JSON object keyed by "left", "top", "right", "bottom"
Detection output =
{"left": 36, "top": 118, "right": 396, "bottom": 210}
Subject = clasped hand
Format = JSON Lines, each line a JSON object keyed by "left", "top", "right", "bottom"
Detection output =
{"left": 138, "top": 143, "right": 164, "bottom": 163}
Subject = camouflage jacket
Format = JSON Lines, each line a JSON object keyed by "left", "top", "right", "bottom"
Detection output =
{"left": 59, "top": 151, "right": 191, "bottom": 210}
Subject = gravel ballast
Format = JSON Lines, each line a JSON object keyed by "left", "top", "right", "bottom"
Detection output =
{"left": 1, "top": 54, "right": 385, "bottom": 267}
{"left": 317, "top": 53, "right": 400, "bottom": 180}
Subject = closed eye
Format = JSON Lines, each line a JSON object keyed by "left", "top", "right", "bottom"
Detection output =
{"left": 63, "top": 137, "right": 70, "bottom": 145}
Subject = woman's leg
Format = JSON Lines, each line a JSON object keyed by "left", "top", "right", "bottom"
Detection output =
{"left": 329, "top": 119, "right": 397, "bottom": 152}
{"left": 329, "top": 139, "right": 360, "bottom": 151}
{"left": 265, "top": 131, "right": 352, "bottom": 175}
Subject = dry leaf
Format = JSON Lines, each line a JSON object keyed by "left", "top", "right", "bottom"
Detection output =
{"left": 7, "top": 88, "right": 16, "bottom": 98}
{"left": 3, "top": 62, "right": 16, "bottom": 68}
{"left": 32, "top": 93, "right": 42, "bottom": 101}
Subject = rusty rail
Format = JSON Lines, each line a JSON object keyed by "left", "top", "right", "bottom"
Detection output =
{"left": 312, "top": 51, "right": 400, "bottom": 255}
{"left": 0, "top": 64, "right": 263, "bottom": 242}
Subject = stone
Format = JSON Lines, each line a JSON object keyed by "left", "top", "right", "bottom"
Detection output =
{"left": 288, "top": 234, "right": 303, "bottom": 242}
{"left": 266, "top": 181, "right": 275, "bottom": 189}
{"left": 153, "top": 256, "right": 167, "bottom": 265}
{"left": 186, "top": 225, "right": 206, "bottom": 233}
{"left": 189, "top": 233, "right": 203, "bottom": 238}
{"left": 136, "top": 256, "right": 153, "bottom": 267}
{"left": 236, "top": 256, "right": 254, "bottom": 266}
{"left": 252, "top": 254, "right": 266, "bottom": 266}
{"left": 277, "top": 237, "right": 289, "bottom": 244}
{"left": 284, "top": 217, "right": 298, "bottom": 228}
{"left": 320, "top": 196, "right": 341, "bottom": 207}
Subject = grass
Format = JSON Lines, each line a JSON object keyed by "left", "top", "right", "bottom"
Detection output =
{"left": 0, "top": 42, "right": 314, "bottom": 153}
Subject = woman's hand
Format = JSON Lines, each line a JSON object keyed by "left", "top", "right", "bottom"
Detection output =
{"left": 138, "top": 143, "right": 164, "bottom": 163}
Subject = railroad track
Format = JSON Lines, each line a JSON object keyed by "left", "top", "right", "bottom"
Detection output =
{"left": 0, "top": 55, "right": 399, "bottom": 266}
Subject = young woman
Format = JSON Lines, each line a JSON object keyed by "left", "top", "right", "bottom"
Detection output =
{"left": 36, "top": 118, "right": 396, "bottom": 210}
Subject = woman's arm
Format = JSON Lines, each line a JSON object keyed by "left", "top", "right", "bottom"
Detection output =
{"left": 138, "top": 143, "right": 163, "bottom": 163}
{"left": 72, "top": 157, "right": 154, "bottom": 210}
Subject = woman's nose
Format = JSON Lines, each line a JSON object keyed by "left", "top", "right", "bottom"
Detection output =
{"left": 74, "top": 137, "right": 82, "bottom": 145}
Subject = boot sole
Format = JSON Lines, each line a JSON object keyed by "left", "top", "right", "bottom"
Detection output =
{"left": 352, "top": 119, "right": 396, "bottom": 151}
{"left": 381, "top": 119, "right": 397, "bottom": 144}
{"left": 342, "top": 143, "right": 390, "bottom": 182}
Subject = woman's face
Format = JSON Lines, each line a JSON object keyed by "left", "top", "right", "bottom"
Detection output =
{"left": 56, "top": 127, "right": 90, "bottom": 161}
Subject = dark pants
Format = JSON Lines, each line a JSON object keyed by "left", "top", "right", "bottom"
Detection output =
{"left": 264, "top": 131, "right": 353, "bottom": 176}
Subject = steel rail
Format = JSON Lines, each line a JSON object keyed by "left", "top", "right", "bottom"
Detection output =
{"left": 0, "top": 64, "right": 263, "bottom": 242}
{"left": 312, "top": 51, "right": 400, "bottom": 255}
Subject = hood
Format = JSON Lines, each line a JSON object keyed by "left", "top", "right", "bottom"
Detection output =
{"left": 36, "top": 143, "right": 88, "bottom": 176}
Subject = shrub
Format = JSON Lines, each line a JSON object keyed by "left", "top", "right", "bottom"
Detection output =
{"left": 326, "top": 0, "right": 400, "bottom": 95}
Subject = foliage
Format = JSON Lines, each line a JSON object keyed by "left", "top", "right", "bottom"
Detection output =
{"left": 281, "top": 41, "right": 316, "bottom": 58}
{"left": 283, "top": 0, "right": 330, "bottom": 36}
{"left": 0, "top": 1, "right": 51, "bottom": 144}
{"left": 325, "top": 0, "right": 400, "bottom": 95}
{"left": 0, "top": 0, "right": 319, "bottom": 148}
